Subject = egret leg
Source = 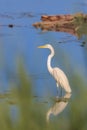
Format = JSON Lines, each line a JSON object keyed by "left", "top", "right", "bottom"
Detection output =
{"left": 56, "top": 87, "right": 58, "bottom": 95}
{"left": 56, "top": 83, "right": 63, "bottom": 97}
{"left": 56, "top": 83, "right": 59, "bottom": 97}
{"left": 60, "top": 86, "right": 62, "bottom": 97}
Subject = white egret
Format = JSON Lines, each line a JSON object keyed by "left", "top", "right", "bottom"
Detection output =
{"left": 38, "top": 44, "right": 71, "bottom": 94}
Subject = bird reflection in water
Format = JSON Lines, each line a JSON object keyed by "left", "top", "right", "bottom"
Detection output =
{"left": 46, "top": 93, "right": 71, "bottom": 122}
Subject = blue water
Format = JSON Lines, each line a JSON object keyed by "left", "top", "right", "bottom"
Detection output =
{"left": 0, "top": 0, "right": 86, "bottom": 97}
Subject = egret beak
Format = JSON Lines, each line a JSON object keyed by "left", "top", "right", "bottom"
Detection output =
{"left": 38, "top": 45, "right": 46, "bottom": 48}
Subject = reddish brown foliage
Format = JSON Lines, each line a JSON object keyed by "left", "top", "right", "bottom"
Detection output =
{"left": 33, "top": 13, "right": 87, "bottom": 38}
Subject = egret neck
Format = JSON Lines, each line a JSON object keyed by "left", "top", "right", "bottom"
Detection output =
{"left": 47, "top": 45, "right": 55, "bottom": 74}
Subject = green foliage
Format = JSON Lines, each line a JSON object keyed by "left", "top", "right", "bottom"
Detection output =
{"left": 0, "top": 62, "right": 87, "bottom": 130}
{"left": 73, "top": 13, "right": 87, "bottom": 38}
{"left": 0, "top": 62, "right": 52, "bottom": 130}
{"left": 69, "top": 74, "right": 87, "bottom": 130}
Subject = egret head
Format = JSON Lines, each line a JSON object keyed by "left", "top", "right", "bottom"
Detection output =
{"left": 38, "top": 44, "right": 55, "bottom": 56}
{"left": 38, "top": 44, "right": 52, "bottom": 49}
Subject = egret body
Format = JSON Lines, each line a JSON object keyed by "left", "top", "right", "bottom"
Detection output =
{"left": 38, "top": 44, "right": 71, "bottom": 94}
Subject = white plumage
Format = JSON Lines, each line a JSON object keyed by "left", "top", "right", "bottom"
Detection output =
{"left": 38, "top": 44, "right": 71, "bottom": 94}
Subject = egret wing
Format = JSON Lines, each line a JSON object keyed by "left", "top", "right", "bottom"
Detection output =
{"left": 52, "top": 67, "right": 71, "bottom": 93}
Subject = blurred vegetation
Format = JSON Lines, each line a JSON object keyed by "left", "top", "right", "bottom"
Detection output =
{"left": 73, "top": 13, "right": 87, "bottom": 38}
{"left": 0, "top": 61, "right": 87, "bottom": 130}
